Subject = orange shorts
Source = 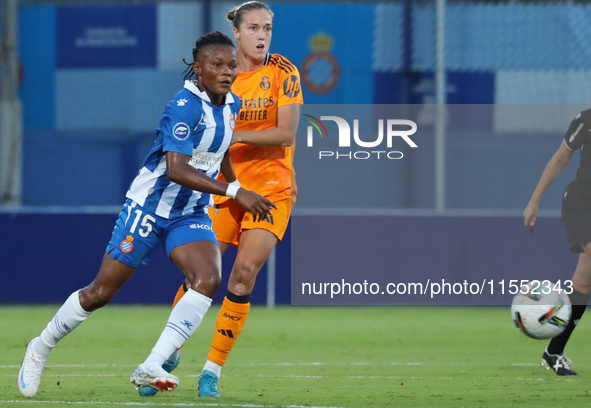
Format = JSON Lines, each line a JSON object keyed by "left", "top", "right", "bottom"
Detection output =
{"left": 208, "top": 197, "right": 291, "bottom": 247}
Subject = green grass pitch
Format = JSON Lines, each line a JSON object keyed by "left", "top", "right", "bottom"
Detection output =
{"left": 2, "top": 305, "right": 591, "bottom": 407}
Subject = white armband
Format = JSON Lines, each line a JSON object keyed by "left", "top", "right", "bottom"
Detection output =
{"left": 225, "top": 179, "right": 241, "bottom": 199}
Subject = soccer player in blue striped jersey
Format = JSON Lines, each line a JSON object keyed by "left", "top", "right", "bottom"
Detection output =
{"left": 17, "top": 31, "right": 277, "bottom": 399}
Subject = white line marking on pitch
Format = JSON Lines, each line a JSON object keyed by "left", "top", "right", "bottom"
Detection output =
{"left": 0, "top": 401, "right": 345, "bottom": 408}
{"left": 0, "top": 364, "right": 137, "bottom": 369}
{"left": 1, "top": 362, "right": 427, "bottom": 370}
{"left": 2, "top": 374, "right": 121, "bottom": 377}
{"left": 237, "top": 362, "right": 428, "bottom": 366}
{"left": 2, "top": 373, "right": 554, "bottom": 382}
{"left": 1, "top": 361, "right": 542, "bottom": 371}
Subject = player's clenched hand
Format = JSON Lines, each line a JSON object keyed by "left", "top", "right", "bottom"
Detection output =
{"left": 523, "top": 201, "right": 538, "bottom": 228}
{"left": 235, "top": 189, "right": 278, "bottom": 222}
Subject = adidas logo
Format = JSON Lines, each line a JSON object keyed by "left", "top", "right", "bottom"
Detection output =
{"left": 217, "top": 329, "right": 234, "bottom": 338}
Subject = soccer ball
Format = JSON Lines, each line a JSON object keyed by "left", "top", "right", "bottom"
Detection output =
{"left": 511, "top": 281, "right": 571, "bottom": 339}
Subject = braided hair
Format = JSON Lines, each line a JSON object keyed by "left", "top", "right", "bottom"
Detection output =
{"left": 182, "top": 31, "right": 236, "bottom": 81}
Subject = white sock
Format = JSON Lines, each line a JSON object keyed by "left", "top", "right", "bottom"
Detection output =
{"left": 33, "top": 290, "right": 91, "bottom": 359}
{"left": 168, "top": 348, "right": 181, "bottom": 362}
{"left": 203, "top": 359, "right": 222, "bottom": 378}
{"left": 144, "top": 289, "right": 212, "bottom": 366}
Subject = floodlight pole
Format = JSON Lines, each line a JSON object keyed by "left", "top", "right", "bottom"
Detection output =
{"left": 202, "top": 0, "right": 211, "bottom": 34}
{"left": 435, "top": 0, "right": 447, "bottom": 211}
{"left": 266, "top": 247, "right": 276, "bottom": 308}
{"left": 1, "top": 0, "right": 23, "bottom": 206}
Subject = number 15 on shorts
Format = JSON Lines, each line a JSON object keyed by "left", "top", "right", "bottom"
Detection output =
{"left": 129, "top": 209, "right": 156, "bottom": 238}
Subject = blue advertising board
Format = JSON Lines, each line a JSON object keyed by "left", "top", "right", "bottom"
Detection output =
{"left": 0, "top": 212, "right": 291, "bottom": 305}
{"left": 292, "top": 215, "right": 576, "bottom": 306}
{"left": 56, "top": 5, "right": 157, "bottom": 69}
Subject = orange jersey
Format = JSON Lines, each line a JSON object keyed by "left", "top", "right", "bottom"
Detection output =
{"left": 216, "top": 53, "right": 303, "bottom": 204}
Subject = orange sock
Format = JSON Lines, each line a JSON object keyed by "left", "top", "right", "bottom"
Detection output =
{"left": 172, "top": 283, "right": 187, "bottom": 308}
{"left": 207, "top": 296, "right": 250, "bottom": 366}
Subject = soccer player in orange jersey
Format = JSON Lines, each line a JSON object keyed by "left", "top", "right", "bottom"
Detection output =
{"left": 138, "top": 1, "right": 303, "bottom": 398}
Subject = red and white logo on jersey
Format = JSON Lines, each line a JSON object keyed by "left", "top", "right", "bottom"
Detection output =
{"left": 229, "top": 113, "right": 236, "bottom": 131}
{"left": 120, "top": 235, "right": 134, "bottom": 253}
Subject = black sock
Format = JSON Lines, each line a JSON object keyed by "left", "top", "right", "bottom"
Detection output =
{"left": 227, "top": 290, "right": 251, "bottom": 304}
{"left": 547, "top": 289, "right": 590, "bottom": 355}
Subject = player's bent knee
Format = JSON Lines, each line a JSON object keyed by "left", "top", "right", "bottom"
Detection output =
{"left": 233, "top": 259, "right": 262, "bottom": 280}
{"left": 206, "top": 272, "right": 222, "bottom": 293}
{"left": 228, "top": 261, "right": 262, "bottom": 295}
{"left": 79, "top": 286, "right": 115, "bottom": 311}
{"left": 186, "top": 268, "right": 222, "bottom": 297}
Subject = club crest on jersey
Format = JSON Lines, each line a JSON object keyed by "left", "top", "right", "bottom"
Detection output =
{"left": 229, "top": 113, "right": 236, "bottom": 130}
{"left": 120, "top": 235, "right": 134, "bottom": 253}
{"left": 173, "top": 122, "right": 190, "bottom": 140}
{"left": 260, "top": 76, "right": 270, "bottom": 90}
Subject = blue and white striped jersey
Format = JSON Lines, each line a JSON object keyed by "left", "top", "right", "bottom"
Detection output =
{"left": 127, "top": 80, "right": 241, "bottom": 219}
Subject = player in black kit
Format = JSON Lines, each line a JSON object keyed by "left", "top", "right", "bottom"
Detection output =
{"left": 524, "top": 109, "right": 591, "bottom": 376}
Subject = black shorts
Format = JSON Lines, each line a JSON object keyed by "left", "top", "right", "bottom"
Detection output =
{"left": 562, "top": 181, "right": 591, "bottom": 253}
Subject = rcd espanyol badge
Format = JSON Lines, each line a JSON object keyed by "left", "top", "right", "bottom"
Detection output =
{"left": 120, "top": 235, "right": 134, "bottom": 253}
{"left": 229, "top": 113, "right": 236, "bottom": 131}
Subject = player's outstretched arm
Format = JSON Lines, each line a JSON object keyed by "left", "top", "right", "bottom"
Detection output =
{"left": 232, "top": 103, "right": 300, "bottom": 146}
{"left": 167, "top": 151, "right": 232, "bottom": 196}
{"left": 523, "top": 140, "right": 574, "bottom": 228}
{"left": 166, "top": 151, "right": 276, "bottom": 221}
